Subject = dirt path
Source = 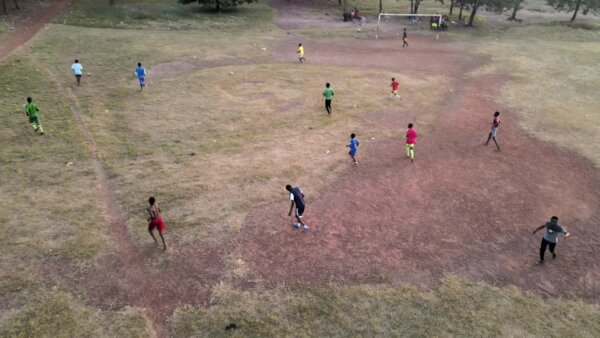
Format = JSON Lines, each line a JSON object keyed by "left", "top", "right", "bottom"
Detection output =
{"left": 0, "top": 0, "right": 72, "bottom": 63}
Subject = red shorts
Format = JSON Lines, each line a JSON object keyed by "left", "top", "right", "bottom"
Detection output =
{"left": 148, "top": 216, "right": 165, "bottom": 233}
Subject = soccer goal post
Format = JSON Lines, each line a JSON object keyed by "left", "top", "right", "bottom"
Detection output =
{"left": 375, "top": 13, "right": 443, "bottom": 39}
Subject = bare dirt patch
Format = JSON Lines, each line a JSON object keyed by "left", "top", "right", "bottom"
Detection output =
{"left": 0, "top": 0, "right": 72, "bottom": 62}
{"left": 236, "top": 41, "right": 600, "bottom": 301}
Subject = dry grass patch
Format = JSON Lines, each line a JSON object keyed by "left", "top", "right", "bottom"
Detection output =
{"left": 87, "top": 63, "right": 446, "bottom": 247}
{"left": 170, "top": 276, "right": 600, "bottom": 337}
{"left": 0, "top": 291, "right": 154, "bottom": 337}
{"left": 476, "top": 23, "right": 600, "bottom": 166}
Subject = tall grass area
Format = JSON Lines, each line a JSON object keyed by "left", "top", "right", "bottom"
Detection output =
{"left": 476, "top": 22, "right": 600, "bottom": 166}
{"left": 171, "top": 276, "right": 600, "bottom": 337}
{"left": 62, "top": 0, "right": 274, "bottom": 31}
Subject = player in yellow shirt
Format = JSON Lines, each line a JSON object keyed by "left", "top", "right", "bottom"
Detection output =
{"left": 297, "top": 43, "right": 305, "bottom": 63}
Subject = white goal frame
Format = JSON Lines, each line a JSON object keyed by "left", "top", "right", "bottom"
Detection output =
{"left": 375, "top": 13, "right": 443, "bottom": 39}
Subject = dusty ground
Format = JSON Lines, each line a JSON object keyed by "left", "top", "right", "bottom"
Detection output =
{"left": 0, "top": 0, "right": 72, "bottom": 62}
{"left": 2, "top": 0, "right": 599, "bottom": 336}
{"left": 236, "top": 0, "right": 600, "bottom": 301}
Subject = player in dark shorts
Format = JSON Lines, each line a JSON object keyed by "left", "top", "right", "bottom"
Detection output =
{"left": 532, "top": 216, "right": 570, "bottom": 265}
{"left": 286, "top": 184, "right": 310, "bottom": 232}
{"left": 147, "top": 196, "right": 167, "bottom": 250}
{"left": 323, "top": 83, "right": 334, "bottom": 115}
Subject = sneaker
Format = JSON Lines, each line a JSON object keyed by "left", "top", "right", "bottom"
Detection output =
{"left": 552, "top": 253, "right": 556, "bottom": 259}
{"left": 293, "top": 223, "right": 301, "bottom": 229}
{"left": 536, "top": 260, "right": 544, "bottom": 265}
{"left": 303, "top": 225, "right": 310, "bottom": 232}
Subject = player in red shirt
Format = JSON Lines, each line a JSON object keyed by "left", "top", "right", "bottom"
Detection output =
{"left": 406, "top": 123, "right": 417, "bottom": 163}
{"left": 390, "top": 77, "right": 401, "bottom": 99}
{"left": 484, "top": 111, "right": 501, "bottom": 151}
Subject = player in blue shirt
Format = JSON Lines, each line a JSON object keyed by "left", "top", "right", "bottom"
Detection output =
{"left": 134, "top": 62, "right": 147, "bottom": 91}
{"left": 346, "top": 133, "right": 360, "bottom": 165}
{"left": 286, "top": 184, "right": 309, "bottom": 232}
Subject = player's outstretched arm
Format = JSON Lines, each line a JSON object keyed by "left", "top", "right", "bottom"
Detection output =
{"left": 532, "top": 225, "right": 545, "bottom": 234}
{"left": 288, "top": 201, "right": 295, "bottom": 216}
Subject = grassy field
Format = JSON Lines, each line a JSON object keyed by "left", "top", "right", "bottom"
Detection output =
{"left": 170, "top": 276, "right": 600, "bottom": 337}
{"left": 1, "top": 0, "right": 599, "bottom": 336}
{"left": 473, "top": 21, "right": 600, "bottom": 166}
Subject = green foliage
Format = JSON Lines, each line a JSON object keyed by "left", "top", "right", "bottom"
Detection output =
{"left": 179, "top": 0, "right": 258, "bottom": 11}
{"left": 547, "top": 0, "right": 599, "bottom": 20}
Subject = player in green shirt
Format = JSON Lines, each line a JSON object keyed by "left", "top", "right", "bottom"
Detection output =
{"left": 323, "top": 82, "right": 334, "bottom": 115}
{"left": 24, "top": 97, "right": 44, "bottom": 135}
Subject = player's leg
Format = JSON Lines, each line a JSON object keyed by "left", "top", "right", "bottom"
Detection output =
{"left": 405, "top": 144, "right": 410, "bottom": 158}
{"left": 149, "top": 228, "right": 158, "bottom": 244}
{"left": 158, "top": 231, "right": 167, "bottom": 250}
{"left": 325, "top": 100, "right": 331, "bottom": 115}
{"left": 539, "top": 238, "right": 549, "bottom": 263}
{"left": 549, "top": 242, "right": 556, "bottom": 259}
{"left": 296, "top": 207, "right": 309, "bottom": 231}
{"left": 409, "top": 144, "right": 415, "bottom": 162}
{"left": 492, "top": 137, "right": 500, "bottom": 151}
{"left": 485, "top": 131, "right": 493, "bottom": 145}
{"left": 29, "top": 117, "right": 38, "bottom": 131}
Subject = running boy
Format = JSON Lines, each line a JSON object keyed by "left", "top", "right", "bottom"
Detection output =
{"left": 347, "top": 133, "right": 360, "bottom": 165}
{"left": 532, "top": 216, "right": 570, "bottom": 265}
{"left": 390, "top": 77, "right": 401, "bottom": 99}
{"left": 297, "top": 43, "right": 305, "bottom": 63}
{"left": 406, "top": 123, "right": 417, "bottom": 163}
{"left": 71, "top": 59, "right": 83, "bottom": 86}
{"left": 286, "top": 184, "right": 309, "bottom": 232}
{"left": 134, "top": 62, "right": 147, "bottom": 91}
{"left": 24, "top": 97, "right": 44, "bottom": 135}
{"left": 147, "top": 196, "right": 167, "bottom": 250}
{"left": 484, "top": 111, "right": 501, "bottom": 151}
{"left": 323, "top": 83, "right": 334, "bottom": 115}
{"left": 402, "top": 28, "right": 408, "bottom": 47}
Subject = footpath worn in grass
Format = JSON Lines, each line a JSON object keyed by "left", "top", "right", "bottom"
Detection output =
{"left": 171, "top": 276, "right": 600, "bottom": 337}
{"left": 475, "top": 22, "right": 600, "bottom": 166}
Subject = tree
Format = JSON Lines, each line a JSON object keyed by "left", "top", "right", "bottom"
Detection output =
{"left": 1, "top": 0, "right": 20, "bottom": 15}
{"left": 413, "top": 0, "right": 423, "bottom": 13}
{"left": 466, "top": 0, "right": 506, "bottom": 27}
{"left": 547, "top": 0, "right": 599, "bottom": 21}
{"left": 507, "top": 0, "right": 524, "bottom": 20}
{"left": 179, "top": 0, "right": 257, "bottom": 12}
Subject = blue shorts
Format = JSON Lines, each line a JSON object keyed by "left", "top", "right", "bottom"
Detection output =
{"left": 349, "top": 149, "right": 357, "bottom": 157}
{"left": 491, "top": 128, "right": 497, "bottom": 137}
{"left": 138, "top": 77, "right": 145, "bottom": 85}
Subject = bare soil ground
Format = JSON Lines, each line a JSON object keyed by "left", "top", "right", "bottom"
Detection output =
{"left": 0, "top": 0, "right": 72, "bottom": 62}
{"left": 237, "top": 0, "right": 600, "bottom": 301}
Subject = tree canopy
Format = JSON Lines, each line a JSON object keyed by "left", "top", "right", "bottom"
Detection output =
{"left": 547, "top": 0, "right": 599, "bottom": 21}
{"left": 179, "top": 0, "right": 257, "bottom": 11}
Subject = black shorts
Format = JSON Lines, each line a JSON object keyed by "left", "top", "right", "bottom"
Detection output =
{"left": 325, "top": 99, "right": 332, "bottom": 108}
{"left": 75, "top": 74, "right": 82, "bottom": 78}
{"left": 295, "top": 205, "right": 305, "bottom": 217}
